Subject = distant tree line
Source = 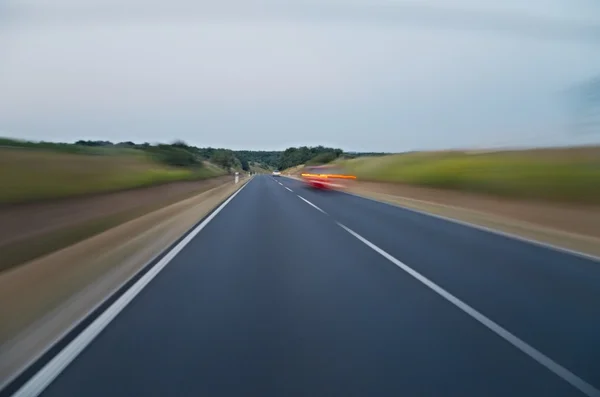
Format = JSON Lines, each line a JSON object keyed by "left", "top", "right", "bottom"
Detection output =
{"left": 74, "top": 141, "right": 360, "bottom": 170}
{"left": 276, "top": 146, "right": 344, "bottom": 170}
{"left": 234, "top": 150, "right": 280, "bottom": 171}
{"left": 74, "top": 140, "right": 245, "bottom": 171}
{"left": 343, "top": 151, "right": 389, "bottom": 158}
{"left": 2, "top": 137, "right": 389, "bottom": 172}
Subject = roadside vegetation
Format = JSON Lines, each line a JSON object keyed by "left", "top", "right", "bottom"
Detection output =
{"left": 281, "top": 164, "right": 305, "bottom": 175}
{"left": 0, "top": 138, "right": 232, "bottom": 204}
{"left": 8, "top": 135, "right": 594, "bottom": 205}
{"left": 0, "top": 137, "right": 247, "bottom": 272}
{"left": 249, "top": 162, "right": 271, "bottom": 174}
{"left": 337, "top": 146, "right": 600, "bottom": 205}
{"left": 0, "top": 149, "right": 227, "bottom": 204}
{"left": 235, "top": 150, "right": 280, "bottom": 171}
{"left": 277, "top": 146, "right": 343, "bottom": 169}
{"left": 276, "top": 146, "right": 388, "bottom": 170}
{"left": 0, "top": 138, "right": 379, "bottom": 204}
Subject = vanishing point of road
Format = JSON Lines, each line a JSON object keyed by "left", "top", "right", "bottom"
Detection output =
{"left": 7, "top": 175, "right": 600, "bottom": 397}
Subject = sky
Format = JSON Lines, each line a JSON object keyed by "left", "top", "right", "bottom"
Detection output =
{"left": 1, "top": 0, "right": 600, "bottom": 152}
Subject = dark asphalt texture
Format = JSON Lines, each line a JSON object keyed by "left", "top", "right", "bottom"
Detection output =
{"left": 37, "top": 175, "right": 600, "bottom": 397}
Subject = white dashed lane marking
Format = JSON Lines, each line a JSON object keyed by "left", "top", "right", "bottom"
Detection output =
{"left": 297, "top": 196, "right": 327, "bottom": 215}
{"left": 337, "top": 222, "right": 600, "bottom": 397}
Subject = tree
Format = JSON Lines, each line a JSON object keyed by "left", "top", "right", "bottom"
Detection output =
{"left": 277, "top": 145, "right": 345, "bottom": 170}
{"left": 143, "top": 144, "right": 200, "bottom": 167}
{"left": 240, "top": 157, "right": 250, "bottom": 171}
{"left": 233, "top": 150, "right": 281, "bottom": 169}
{"left": 75, "top": 140, "right": 113, "bottom": 147}
{"left": 306, "top": 152, "right": 338, "bottom": 165}
{"left": 211, "top": 149, "right": 238, "bottom": 170}
{"left": 171, "top": 140, "right": 189, "bottom": 149}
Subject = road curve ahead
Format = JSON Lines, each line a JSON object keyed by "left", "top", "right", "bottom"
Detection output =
{"left": 11, "top": 175, "right": 600, "bottom": 397}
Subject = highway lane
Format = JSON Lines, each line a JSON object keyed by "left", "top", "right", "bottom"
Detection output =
{"left": 12, "top": 175, "right": 599, "bottom": 396}
{"left": 280, "top": 176, "right": 600, "bottom": 388}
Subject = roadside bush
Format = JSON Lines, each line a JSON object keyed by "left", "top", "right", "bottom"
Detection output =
{"left": 306, "top": 152, "right": 338, "bottom": 165}
{"left": 144, "top": 145, "right": 201, "bottom": 168}
{"left": 211, "top": 149, "right": 241, "bottom": 170}
{"left": 339, "top": 148, "right": 600, "bottom": 204}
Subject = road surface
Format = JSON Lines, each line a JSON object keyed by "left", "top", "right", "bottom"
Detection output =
{"left": 8, "top": 175, "right": 600, "bottom": 396}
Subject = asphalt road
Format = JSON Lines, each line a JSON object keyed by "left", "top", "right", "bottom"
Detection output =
{"left": 14, "top": 175, "right": 600, "bottom": 396}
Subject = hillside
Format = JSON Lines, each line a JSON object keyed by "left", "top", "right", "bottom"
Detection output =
{"left": 0, "top": 139, "right": 229, "bottom": 204}
{"left": 337, "top": 146, "right": 600, "bottom": 204}
{"left": 249, "top": 162, "right": 272, "bottom": 174}
{"left": 0, "top": 137, "right": 385, "bottom": 203}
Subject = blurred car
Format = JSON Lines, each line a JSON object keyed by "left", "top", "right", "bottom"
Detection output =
{"left": 301, "top": 164, "right": 356, "bottom": 190}
{"left": 272, "top": 170, "right": 281, "bottom": 177}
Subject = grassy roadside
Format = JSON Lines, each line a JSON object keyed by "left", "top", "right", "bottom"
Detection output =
{"left": 0, "top": 178, "right": 250, "bottom": 377}
{"left": 0, "top": 148, "right": 226, "bottom": 204}
{"left": 337, "top": 146, "right": 600, "bottom": 205}
{"left": 0, "top": 177, "right": 233, "bottom": 273}
{"left": 281, "top": 164, "right": 305, "bottom": 175}
{"left": 249, "top": 162, "right": 271, "bottom": 174}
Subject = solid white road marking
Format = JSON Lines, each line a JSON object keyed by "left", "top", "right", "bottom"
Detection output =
{"left": 285, "top": 187, "right": 293, "bottom": 192}
{"left": 11, "top": 181, "right": 252, "bottom": 397}
{"left": 297, "top": 196, "right": 327, "bottom": 215}
{"left": 337, "top": 222, "right": 600, "bottom": 397}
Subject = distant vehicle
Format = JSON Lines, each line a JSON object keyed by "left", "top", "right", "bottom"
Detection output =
{"left": 301, "top": 165, "right": 356, "bottom": 190}
{"left": 272, "top": 170, "right": 281, "bottom": 177}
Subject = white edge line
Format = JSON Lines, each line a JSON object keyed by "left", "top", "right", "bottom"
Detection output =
{"left": 11, "top": 180, "right": 252, "bottom": 397}
{"left": 297, "top": 195, "right": 327, "bottom": 215}
{"left": 285, "top": 187, "right": 293, "bottom": 192}
{"left": 337, "top": 222, "right": 600, "bottom": 397}
{"left": 0, "top": 178, "right": 252, "bottom": 392}
{"left": 0, "top": 244, "right": 167, "bottom": 392}
{"left": 341, "top": 190, "right": 600, "bottom": 263}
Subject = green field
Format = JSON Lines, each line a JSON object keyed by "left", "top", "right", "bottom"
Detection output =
{"left": 337, "top": 146, "right": 600, "bottom": 205}
{"left": 0, "top": 148, "right": 225, "bottom": 204}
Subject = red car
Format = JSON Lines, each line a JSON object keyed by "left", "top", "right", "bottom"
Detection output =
{"left": 301, "top": 165, "right": 356, "bottom": 190}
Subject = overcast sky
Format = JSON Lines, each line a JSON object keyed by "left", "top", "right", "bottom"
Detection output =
{"left": 1, "top": 0, "right": 600, "bottom": 152}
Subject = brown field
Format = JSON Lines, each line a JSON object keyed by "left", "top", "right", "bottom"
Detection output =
{"left": 0, "top": 178, "right": 250, "bottom": 384}
{"left": 0, "top": 175, "right": 234, "bottom": 273}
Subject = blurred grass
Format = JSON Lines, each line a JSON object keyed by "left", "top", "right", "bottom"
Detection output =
{"left": 0, "top": 182, "right": 228, "bottom": 272}
{"left": 0, "top": 148, "right": 225, "bottom": 204}
{"left": 1, "top": 213, "right": 134, "bottom": 273}
{"left": 337, "top": 146, "right": 600, "bottom": 204}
